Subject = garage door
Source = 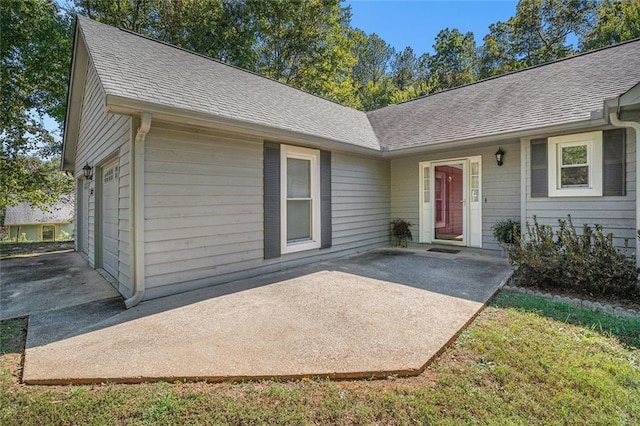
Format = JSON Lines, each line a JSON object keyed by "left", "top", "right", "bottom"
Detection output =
{"left": 101, "top": 160, "right": 119, "bottom": 279}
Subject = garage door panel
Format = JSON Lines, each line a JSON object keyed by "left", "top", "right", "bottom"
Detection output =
{"left": 102, "top": 160, "right": 119, "bottom": 279}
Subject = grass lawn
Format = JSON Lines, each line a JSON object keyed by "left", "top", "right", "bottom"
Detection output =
{"left": 1, "top": 292, "right": 638, "bottom": 425}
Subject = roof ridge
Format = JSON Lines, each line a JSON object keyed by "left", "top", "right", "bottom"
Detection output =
{"left": 111, "top": 24, "right": 357, "bottom": 111}
{"left": 379, "top": 36, "right": 640, "bottom": 111}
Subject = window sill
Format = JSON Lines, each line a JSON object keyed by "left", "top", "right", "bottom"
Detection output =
{"left": 281, "top": 240, "right": 321, "bottom": 255}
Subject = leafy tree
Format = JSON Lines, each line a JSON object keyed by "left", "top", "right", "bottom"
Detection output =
{"left": 478, "top": 0, "right": 596, "bottom": 78}
{"left": 1, "top": 0, "right": 74, "bottom": 211}
{"left": 351, "top": 30, "right": 394, "bottom": 87}
{"left": 247, "top": 0, "right": 358, "bottom": 107}
{"left": 426, "top": 28, "right": 477, "bottom": 91}
{"left": 478, "top": 21, "right": 523, "bottom": 78}
{"left": 390, "top": 46, "right": 419, "bottom": 91}
{"left": 580, "top": 0, "right": 640, "bottom": 50}
{"left": 74, "top": 0, "right": 157, "bottom": 32}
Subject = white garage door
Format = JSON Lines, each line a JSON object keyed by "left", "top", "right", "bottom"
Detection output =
{"left": 101, "top": 160, "right": 119, "bottom": 279}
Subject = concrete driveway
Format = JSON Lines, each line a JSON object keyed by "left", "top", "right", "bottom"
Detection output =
{"left": 1, "top": 248, "right": 512, "bottom": 385}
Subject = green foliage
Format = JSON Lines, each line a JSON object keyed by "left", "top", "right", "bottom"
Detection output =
{"left": 491, "top": 218, "right": 521, "bottom": 245}
{"left": 580, "top": 0, "right": 640, "bottom": 50}
{"left": 1, "top": 0, "right": 74, "bottom": 210}
{"left": 390, "top": 218, "right": 413, "bottom": 248}
{"left": 425, "top": 28, "right": 478, "bottom": 91}
{"left": 508, "top": 216, "right": 639, "bottom": 299}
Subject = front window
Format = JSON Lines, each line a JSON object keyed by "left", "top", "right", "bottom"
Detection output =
{"left": 548, "top": 131, "right": 602, "bottom": 197}
{"left": 559, "top": 143, "right": 589, "bottom": 188}
{"left": 281, "top": 145, "right": 320, "bottom": 253}
{"left": 42, "top": 225, "right": 55, "bottom": 241}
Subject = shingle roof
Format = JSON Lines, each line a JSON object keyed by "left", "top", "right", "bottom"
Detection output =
{"left": 76, "top": 16, "right": 380, "bottom": 151}
{"left": 367, "top": 39, "right": 640, "bottom": 151}
{"left": 76, "top": 16, "right": 639, "bottom": 154}
{"left": 4, "top": 195, "right": 74, "bottom": 225}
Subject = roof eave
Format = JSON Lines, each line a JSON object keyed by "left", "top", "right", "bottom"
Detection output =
{"left": 61, "top": 19, "right": 90, "bottom": 172}
{"left": 105, "top": 94, "right": 383, "bottom": 156}
{"left": 381, "top": 116, "right": 609, "bottom": 158}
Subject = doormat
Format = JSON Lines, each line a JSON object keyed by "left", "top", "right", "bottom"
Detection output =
{"left": 428, "top": 248, "right": 460, "bottom": 254}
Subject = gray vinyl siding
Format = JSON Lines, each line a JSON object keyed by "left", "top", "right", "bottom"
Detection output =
{"left": 390, "top": 141, "right": 522, "bottom": 253}
{"left": 524, "top": 127, "right": 637, "bottom": 252}
{"left": 142, "top": 122, "right": 390, "bottom": 300}
{"left": 74, "top": 62, "right": 131, "bottom": 294}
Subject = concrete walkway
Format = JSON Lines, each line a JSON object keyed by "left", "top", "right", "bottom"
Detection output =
{"left": 3, "top": 249, "right": 512, "bottom": 385}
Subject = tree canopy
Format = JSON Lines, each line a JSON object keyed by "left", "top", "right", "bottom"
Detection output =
{"left": 2, "top": 0, "right": 639, "bottom": 211}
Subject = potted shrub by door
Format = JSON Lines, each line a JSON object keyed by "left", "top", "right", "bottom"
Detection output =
{"left": 390, "top": 219, "right": 413, "bottom": 248}
{"left": 492, "top": 218, "right": 521, "bottom": 256}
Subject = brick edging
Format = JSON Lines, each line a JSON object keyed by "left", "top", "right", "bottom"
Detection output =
{"left": 501, "top": 285, "right": 640, "bottom": 320}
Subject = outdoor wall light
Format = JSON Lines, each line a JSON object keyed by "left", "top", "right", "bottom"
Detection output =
{"left": 495, "top": 147, "right": 505, "bottom": 166}
{"left": 83, "top": 163, "right": 93, "bottom": 180}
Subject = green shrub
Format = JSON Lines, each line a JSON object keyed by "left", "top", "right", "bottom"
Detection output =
{"left": 491, "top": 218, "right": 521, "bottom": 245}
{"left": 508, "top": 215, "right": 639, "bottom": 299}
{"left": 390, "top": 219, "right": 412, "bottom": 248}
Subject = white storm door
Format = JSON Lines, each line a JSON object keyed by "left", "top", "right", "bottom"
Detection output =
{"left": 101, "top": 160, "right": 119, "bottom": 279}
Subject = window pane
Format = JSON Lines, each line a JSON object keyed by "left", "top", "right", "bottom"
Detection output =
{"left": 287, "top": 200, "right": 311, "bottom": 242}
{"left": 42, "top": 226, "right": 54, "bottom": 241}
{"left": 561, "top": 166, "right": 589, "bottom": 187}
{"left": 471, "top": 162, "right": 479, "bottom": 175}
{"left": 423, "top": 167, "right": 430, "bottom": 203}
{"left": 287, "top": 158, "right": 310, "bottom": 198}
{"left": 562, "top": 145, "right": 587, "bottom": 165}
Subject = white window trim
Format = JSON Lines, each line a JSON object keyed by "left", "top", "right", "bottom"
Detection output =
{"left": 548, "top": 131, "right": 602, "bottom": 197}
{"left": 280, "top": 145, "right": 321, "bottom": 254}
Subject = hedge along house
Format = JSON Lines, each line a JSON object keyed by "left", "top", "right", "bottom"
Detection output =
{"left": 3, "top": 195, "right": 74, "bottom": 242}
{"left": 62, "top": 17, "right": 640, "bottom": 308}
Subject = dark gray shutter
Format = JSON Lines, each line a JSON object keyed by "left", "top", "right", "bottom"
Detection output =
{"left": 320, "top": 150, "right": 332, "bottom": 249}
{"left": 530, "top": 138, "right": 548, "bottom": 198}
{"left": 603, "top": 129, "right": 626, "bottom": 196}
{"left": 264, "top": 142, "right": 281, "bottom": 259}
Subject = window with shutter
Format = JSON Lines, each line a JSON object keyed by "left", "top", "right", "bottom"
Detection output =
{"left": 547, "top": 131, "right": 603, "bottom": 197}
{"left": 532, "top": 130, "right": 626, "bottom": 198}
{"left": 264, "top": 143, "right": 331, "bottom": 259}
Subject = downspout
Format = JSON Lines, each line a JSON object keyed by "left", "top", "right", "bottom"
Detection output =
{"left": 125, "top": 112, "right": 152, "bottom": 308}
{"left": 608, "top": 111, "right": 640, "bottom": 266}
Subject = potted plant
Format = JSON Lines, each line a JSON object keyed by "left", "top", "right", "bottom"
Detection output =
{"left": 492, "top": 218, "right": 521, "bottom": 256}
{"left": 390, "top": 219, "right": 413, "bottom": 248}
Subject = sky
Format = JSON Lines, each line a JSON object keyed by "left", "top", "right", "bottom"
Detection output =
{"left": 346, "top": 0, "right": 519, "bottom": 55}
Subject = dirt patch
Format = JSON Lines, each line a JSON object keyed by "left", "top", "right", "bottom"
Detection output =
{"left": 0, "top": 241, "right": 74, "bottom": 259}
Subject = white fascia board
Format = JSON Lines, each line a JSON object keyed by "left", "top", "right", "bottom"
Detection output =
{"left": 61, "top": 23, "right": 89, "bottom": 172}
{"left": 104, "top": 94, "right": 383, "bottom": 157}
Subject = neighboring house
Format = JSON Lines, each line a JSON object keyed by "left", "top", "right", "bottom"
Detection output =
{"left": 61, "top": 16, "right": 640, "bottom": 307}
{"left": 3, "top": 195, "right": 75, "bottom": 242}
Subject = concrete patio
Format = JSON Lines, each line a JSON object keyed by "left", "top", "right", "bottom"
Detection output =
{"left": 1, "top": 248, "right": 512, "bottom": 385}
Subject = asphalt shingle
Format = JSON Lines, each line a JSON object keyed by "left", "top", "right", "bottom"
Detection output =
{"left": 77, "top": 16, "right": 380, "bottom": 151}
{"left": 367, "top": 39, "right": 640, "bottom": 151}
{"left": 4, "top": 195, "right": 74, "bottom": 225}
{"left": 77, "top": 16, "right": 639, "bottom": 154}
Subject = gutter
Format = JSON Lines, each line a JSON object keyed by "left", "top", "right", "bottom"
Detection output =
{"left": 608, "top": 110, "right": 640, "bottom": 267}
{"left": 125, "top": 112, "right": 152, "bottom": 308}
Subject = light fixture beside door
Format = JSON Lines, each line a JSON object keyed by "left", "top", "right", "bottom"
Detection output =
{"left": 495, "top": 148, "right": 505, "bottom": 166}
